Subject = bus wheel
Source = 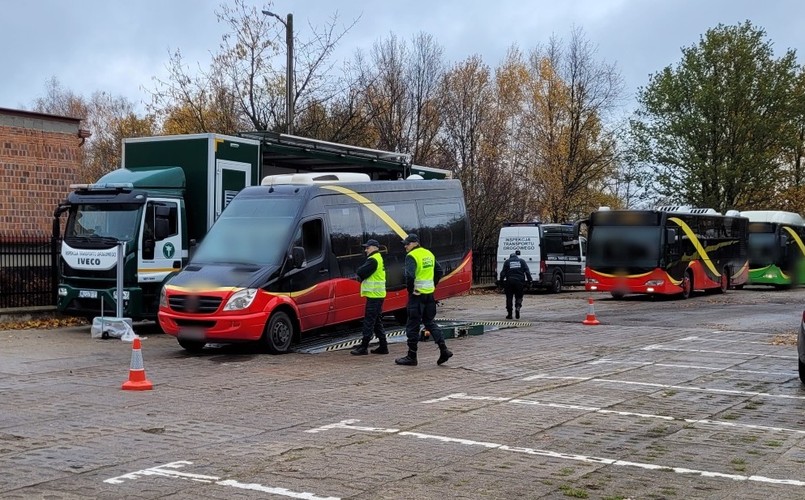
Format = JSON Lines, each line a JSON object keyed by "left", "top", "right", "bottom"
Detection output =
{"left": 178, "top": 339, "right": 205, "bottom": 353}
{"left": 610, "top": 291, "right": 625, "bottom": 299}
{"left": 681, "top": 272, "right": 693, "bottom": 299}
{"left": 715, "top": 270, "right": 729, "bottom": 294}
{"left": 262, "top": 311, "right": 293, "bottom": 354}
{"left": 550, "top": 274, "right": 563, "bottom": 294}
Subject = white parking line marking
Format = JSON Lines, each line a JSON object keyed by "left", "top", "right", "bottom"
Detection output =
{"left": 422, "top": 393, "right": 805, "bottom": 435}
{"left": 590, "top": 359, "right": 797, "bottom": 377}
{"left": 105, "top": 461, "right": 339, "bottom": 499}
{"left": 307, "top": 420, "right": 805, "bottom": 487}
{"left": 640, "top": 346, "right": 795, "bottom": 359}
{"left": 677, "top": 336, "right": 782, "bottom": 346}
{"left": 521, "top": 375, "right": 805, "bottom": 400}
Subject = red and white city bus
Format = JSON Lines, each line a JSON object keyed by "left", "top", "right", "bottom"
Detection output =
{"left": 583, "top": 206, "right": 748, "bottom": 299}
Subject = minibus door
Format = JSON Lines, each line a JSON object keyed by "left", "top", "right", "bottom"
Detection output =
{"left": 288, "top": 218, "right": 333, "bottom": 331}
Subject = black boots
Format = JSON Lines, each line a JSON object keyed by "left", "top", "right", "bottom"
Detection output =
{"left": 515, "top": 308, "right": 520, "bottom": 319}
{"left": 350, "top": 339, "right": 370, "bottom": 355}
{"left": 396, "top": 342, "right": 418, "bottom": 365}
{"left": 437, "top": 342, "right": 453, "bottom": 365}
{"left": 395, "top": 342, "right": 452, "bottom": 366}
{"left": 506, "top": 310, "right": 513, "bottom": 319}
{"left": 395, "top": 350, "right": 417, "bottom": 365}
{"left": 371, "top": 337, "right": 389, "bottom": 354}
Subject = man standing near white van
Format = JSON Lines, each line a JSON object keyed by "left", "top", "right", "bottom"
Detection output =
{"left": 500, "top": 250, "right": 532, "bottom": 319}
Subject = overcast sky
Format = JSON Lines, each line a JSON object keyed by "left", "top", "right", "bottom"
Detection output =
{"left": 2, "top": 0, "right": 803, "bottom": 118}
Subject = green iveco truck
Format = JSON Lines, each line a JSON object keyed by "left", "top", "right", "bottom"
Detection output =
{"left": 55, "top": 133, "right": 262, "bottom": 321}
{"left": 54, "top": 132, "right": 449, "bottom": 321}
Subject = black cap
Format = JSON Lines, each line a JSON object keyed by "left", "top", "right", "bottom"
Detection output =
{"left": 401, "top": 233, "right": 419, "bottom": 245}
{"left": 515, "top": 250, "right": 521, "bottom": 255}
{"left": 362, "top": 239, "right": 380, "bottom": 248}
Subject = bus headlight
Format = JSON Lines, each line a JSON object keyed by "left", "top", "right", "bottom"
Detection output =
{"left": 159, "top": 287, "right": 167, "bottom": 307}
{"left": 223, "top": 288, "right": 258, "bottom": 311}
{"left": 644, "top": 279, "right": 665, "bottom": 286}
{"left": 586, "top": 278, "right": 599, "bottom": 284}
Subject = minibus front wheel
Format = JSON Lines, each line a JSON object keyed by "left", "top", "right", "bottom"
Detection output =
{"left": 262, "top": 311, "right": 294, "bottom": 354}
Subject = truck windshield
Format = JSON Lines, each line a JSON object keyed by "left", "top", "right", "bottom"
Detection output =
{"left": 748, "top": 232, "right": 778, "bottom": 266}
{"left": 66, "top": 204, "right": 143, "bottom": 242}
{"left": 587, "top": 226, "right": 662, "bottom": 268}
{"left": 191, "top": 197, "right": 302, "bottom": 266}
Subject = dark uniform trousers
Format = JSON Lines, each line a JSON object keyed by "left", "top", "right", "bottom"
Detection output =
{"left": 405, "top": 293, "right": 442, "bottom": 349}
{"left": 361, "top": 297, "right": 385, "bottom": 341}
{"left": 505, "top": 281, "right": 525, "bottom": 313}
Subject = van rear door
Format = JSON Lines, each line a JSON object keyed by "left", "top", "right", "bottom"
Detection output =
{"left": 497, "top": 224, "right": 540, "bottom": 283}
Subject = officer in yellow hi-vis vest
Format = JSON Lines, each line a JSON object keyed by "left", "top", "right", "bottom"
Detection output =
{"left": 351, "top": 239, "right": 389, "bottom": 355}
{"left": 395, "top": 233, "right": 452, "bottom": 366}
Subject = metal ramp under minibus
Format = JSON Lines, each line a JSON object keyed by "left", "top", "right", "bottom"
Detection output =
{"left": 292, "top": 318, "right": 531, "bottom": 354}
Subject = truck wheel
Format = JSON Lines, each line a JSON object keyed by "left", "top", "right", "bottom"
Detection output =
{"left": 178, "top": 339, "right": 205, "bottom": 353}
{"left": 550, "top": 274, "right": 563, "bottom": 294}
{"left": 263, "top": 311, "right": 293, "bottom": 354}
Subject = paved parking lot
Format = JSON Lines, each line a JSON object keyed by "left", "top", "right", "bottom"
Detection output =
{"left": 1, "top": 286, "right": 804, "bottom": 499}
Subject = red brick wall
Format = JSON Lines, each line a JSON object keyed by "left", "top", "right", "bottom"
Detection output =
{"left": 0, "top": 109, "right": 83, "bottom": 238}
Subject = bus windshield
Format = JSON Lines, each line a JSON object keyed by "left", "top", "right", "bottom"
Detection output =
{"left": 587, "top": 226, "right": 662, "bottom": 268}
{"left": 747, "top": 232, "right": 778, "bottom": 266}
{"left": 66, "top": 204, "right": 143, "bottom": 242}
{"left": 191, "top": 197, "right": 302, "bottom": 266}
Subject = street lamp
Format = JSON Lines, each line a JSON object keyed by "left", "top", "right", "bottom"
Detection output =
{"left": 262, "top": 10, "right": 294, "bottom": 134}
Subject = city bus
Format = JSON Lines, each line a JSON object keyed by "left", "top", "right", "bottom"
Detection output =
{"left": 582, "top": 206, "right": 748, "bottom": 299}
{"left": 742, "top": 210, "right": 805, "bottom": 288}
{"left": 157, "top": 173, "right": 473, "bottom": 353}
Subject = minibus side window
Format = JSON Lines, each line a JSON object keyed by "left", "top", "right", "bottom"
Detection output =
{"left": 294, "top": 218, "right": 324, "bottom": 263}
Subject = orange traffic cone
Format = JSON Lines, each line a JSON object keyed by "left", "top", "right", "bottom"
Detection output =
{"left": 122, "top": 337, "right": 153, "bottom": 391}
{"left": 582, "top": 297, "right": 600, "bottom": 325}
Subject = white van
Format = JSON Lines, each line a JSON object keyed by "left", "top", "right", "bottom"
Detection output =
{"left": 496, "top": 222, "right": 586, "bottom": 293}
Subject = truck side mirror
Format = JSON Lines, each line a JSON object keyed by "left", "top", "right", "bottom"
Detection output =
{"left": 291, "top": 246, "right": 306, "bottom": 268}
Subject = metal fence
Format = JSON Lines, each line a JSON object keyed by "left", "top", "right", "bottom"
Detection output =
{"left": 0, "top": 238, "right": 498, "bottom": 311}
{"left": 472, "top": 246, "right": 498, "bottom": 287}
{"left": 0, "top": 234, "right": 58, "bottom": 309}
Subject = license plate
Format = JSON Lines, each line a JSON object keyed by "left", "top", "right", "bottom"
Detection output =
{"left": 79, "top": 290, "right": 98, "bottom": 299}
{"left": 178, "top": 327, "right": 206, "bottom": 341}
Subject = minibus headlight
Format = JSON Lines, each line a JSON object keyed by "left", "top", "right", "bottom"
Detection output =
{"left": 224, "top": 288, "right": 258, "bottom": 311}
{"left": 586, "top": 278, "right": 599, "bottom": 284}
{"left": 159, "top": 287, "right": 167, "bottom": 307}
{"left": 644, "top": 279, "right": 665, "bottom": 286}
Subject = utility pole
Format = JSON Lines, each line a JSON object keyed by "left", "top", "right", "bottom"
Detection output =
{"left": 262, "top": 10, "right": 294, "bottom": 134}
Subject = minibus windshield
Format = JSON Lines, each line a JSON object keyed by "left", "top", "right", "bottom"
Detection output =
{"left": 191, "top": 197, "right": 302, "bottom": 266}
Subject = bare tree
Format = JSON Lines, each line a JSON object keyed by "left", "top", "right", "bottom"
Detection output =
{"left": 520, "top": 28, "right": 623, "bottom": 222}
{"left": 147, "top": 0, "right": 358, "bottom": 135}
{"left": 356, "top": 32, "right": 444, "bottom": 163}
{"left": 438, "top": 55, "right": 522, "bottom": 249}
{"left": 32, "top": 78, "right": 155, "bottom": 182}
